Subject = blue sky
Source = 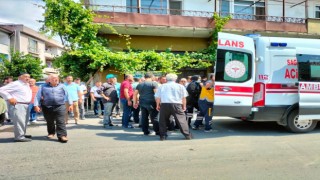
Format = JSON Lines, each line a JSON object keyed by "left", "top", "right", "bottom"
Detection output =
{"left": 0, "top": 0, "right": 45, "bottom": 31}
{"left": 0, "top": 0, "right": 80, "bottom": 31}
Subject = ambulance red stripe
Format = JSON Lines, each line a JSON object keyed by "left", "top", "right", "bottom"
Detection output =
{"left": 266, "top": 83, "right": 297, "bottom": 89}
{"left": 266, "top": 91, "right": 298, "bottom": 93}
{"left": 215, "top": 86, "right": 253, "bottom": 93}
{"left": 300, "top": 91, "right": 320, "bottom": 94}
{"left": 215, "top": 93, "right": 253, "bottom": 97}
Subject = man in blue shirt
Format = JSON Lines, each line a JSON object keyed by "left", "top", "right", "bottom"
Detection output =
{"left": 34, "top": 74, "right": 73, "bottom": 143}
{"left": 64, "top": 75, "right": 82, "bottom": 125}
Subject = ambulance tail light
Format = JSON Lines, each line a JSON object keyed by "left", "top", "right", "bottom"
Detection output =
{"left": 253, "top": 82, "right": 265, "bottom": 107}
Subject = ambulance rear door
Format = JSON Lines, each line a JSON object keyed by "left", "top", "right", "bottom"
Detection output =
{"left": 296, "top": 48, "right": 320, "bottom": 120}
{"left": 214, "top": 33, "right": 255, "bottom": 117}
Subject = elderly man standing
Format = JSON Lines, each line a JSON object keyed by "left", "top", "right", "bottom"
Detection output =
{"left": 0, "top": 73, "right": 32, "bottom": 142}
{"left": 100, "top": 74, "right": 118, "bottom": 128}
{"left": 34, "top": 74, "right": 73, "bottom": 143}
{"left": 64, "top": 75, "right": 82, "bottom": 124}
{"left": 90, "top": 81, "right": 104, "bottom": 118}
{"left": 155, "top": 73, "right": 192, "bottom": 141}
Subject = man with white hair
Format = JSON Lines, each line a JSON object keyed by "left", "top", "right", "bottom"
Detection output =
{"left": 34, "top": 74, "right": 73, "bottom": 143}
{"left": 0, "top": 73, "right": 32, "bottom": 142}
{"left": 155, "top": 73, "right": 192, "bottom": 141}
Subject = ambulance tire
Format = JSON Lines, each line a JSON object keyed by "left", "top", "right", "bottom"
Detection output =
{"left": 286, "top": 109, "right": 317, "bottom": 133}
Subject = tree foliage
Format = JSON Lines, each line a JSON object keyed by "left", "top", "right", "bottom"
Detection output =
{"left": 0, "top": 51, "right": 44, "bottom": 80}
{"left": 42, "top": 0, "right": 211, "bottom": 80}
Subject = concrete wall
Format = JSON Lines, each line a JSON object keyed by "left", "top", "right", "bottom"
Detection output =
{"left": 308, "top": 19, "right": 320, "bottom": 35}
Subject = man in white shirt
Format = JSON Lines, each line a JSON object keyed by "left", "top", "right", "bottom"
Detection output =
{"left": 90, "top": 81, "right": 104, "bottom": 117}
{"left": 0, "top": 73, "right": 32, "bottom": 142}
{"left": 155, "top": 73, "right": 192, "bottom": 141}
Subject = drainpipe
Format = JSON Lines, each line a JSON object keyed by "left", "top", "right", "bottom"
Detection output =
{"left": 137, "top": 0, "right": 140, "bottom": 13}
{"left": 305, "top": 0, "right": 308, "bottom": 19}
{"left": 283, "top": 0, "right": 285, "bottom": 22}
{"left": 214, "top": 0, "right": 217, "bottom": 12}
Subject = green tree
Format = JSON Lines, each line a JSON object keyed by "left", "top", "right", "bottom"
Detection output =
{"left": 42, "top": 0, "right": 210, "bottom": 80}
{"left": 0, "top": 51, "right": 44, "bottom": 80}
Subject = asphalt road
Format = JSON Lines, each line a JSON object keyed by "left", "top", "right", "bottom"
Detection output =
{"left": 1, "top": 114, "right": 320, "bottom": 180}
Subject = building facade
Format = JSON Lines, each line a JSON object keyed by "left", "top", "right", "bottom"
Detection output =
{"left": 0, "top": 24, "right": 64, "bottom": 75}
{"left": 84, "top": 0, "right": 320, "bottom": 79}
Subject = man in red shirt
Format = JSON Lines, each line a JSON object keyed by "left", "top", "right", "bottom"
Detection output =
{"left": 120, "top": 74, "right": 134, "bottom": 128}
{"left": 29, "top": 78, "right": 39, "bottom": 124}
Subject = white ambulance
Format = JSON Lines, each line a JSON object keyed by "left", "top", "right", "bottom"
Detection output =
{"left": 214, "top": 32, "right": 320, "bottom": 133}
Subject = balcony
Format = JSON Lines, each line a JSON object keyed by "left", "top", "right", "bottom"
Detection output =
{"left": 90, "top": 4, "right": 308, "bottom": 38}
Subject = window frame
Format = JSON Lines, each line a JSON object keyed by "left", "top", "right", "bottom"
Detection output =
{"left": 315, "top": 5, "right": 320, "bottom": 18}
{"left": 297, "top": 54, "right": 320, "bottom": 82}
{"left": 28, "top": 38, "right": 39, "bottom": 54}
{"left": 220, "top": 0, "right": 265, "bottom": 16}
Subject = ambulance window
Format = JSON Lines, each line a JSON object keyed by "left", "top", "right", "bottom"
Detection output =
{"left": 297, "top": 54, "right": 320, "bottom": 82}
{"left": 216, "top": 49, "right": 252, "bottom": 82}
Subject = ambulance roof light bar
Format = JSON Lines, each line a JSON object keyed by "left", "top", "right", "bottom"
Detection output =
{"left": 244, "top": 34, "right": 261, "bottom": 39}
{"left": 270, "top": 42, "right": 287, "bottom": 47}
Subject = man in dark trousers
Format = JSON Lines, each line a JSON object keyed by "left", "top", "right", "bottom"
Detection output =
{"left": 186, "top": 75, "right": 203, "bottom": 129}
{"left": 155, "top": 73, "right": 191, "bottom": 141}
{"left": 34, "top": 74, "right": 73, "bottom": 143}
{"left": 133, "top": 72, "right": 159, "bottom": 135}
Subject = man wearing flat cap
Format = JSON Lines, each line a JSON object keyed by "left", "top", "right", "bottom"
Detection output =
{"left": 0, "top": 72, "right": 32, "bottom": 142}
{"left": 100, "top": 74, "right": 119, "bottom": 128}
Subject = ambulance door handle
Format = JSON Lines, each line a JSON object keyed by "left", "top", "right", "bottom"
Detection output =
{"left": 234, "top": 101, "right": 241, "bottom": 104}
{"left": 220, "top": 87, "right": 231, "bottom": 92}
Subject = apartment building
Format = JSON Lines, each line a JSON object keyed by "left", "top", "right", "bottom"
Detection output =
{"left": 0, "top": 24, "right": 64, "bottom": 75}
{"left": 84, "top": 0, "right": 320, "bottom": 78}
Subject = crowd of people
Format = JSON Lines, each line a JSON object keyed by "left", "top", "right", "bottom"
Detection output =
{"left": 0, "top": 72, "right": 215, "bottom": 142}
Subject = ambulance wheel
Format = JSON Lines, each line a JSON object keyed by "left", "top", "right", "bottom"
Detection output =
{"left": 286, "top": 109, "right": 317, "bottom": 133}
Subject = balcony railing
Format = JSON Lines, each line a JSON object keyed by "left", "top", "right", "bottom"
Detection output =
{"left": 88, "top": 4, "right": 306, "bottom": 24}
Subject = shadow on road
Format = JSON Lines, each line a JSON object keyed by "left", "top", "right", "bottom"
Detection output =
{"left": 0, "top": 136, "right": 58, "bottom": 144}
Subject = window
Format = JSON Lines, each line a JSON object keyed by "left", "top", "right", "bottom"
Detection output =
{"left": 216, "top": 49, "right": 252, "bottom": 83}
{"left": 28, "top": 39, "right": 38, "bottom": 54}
{"left": 221, "top": 0, "right": 265, "bottom": 20}
{"left": 169, "top": 0, "right": 182, "bottom": 15}
{"left": 297, "top": 54, "right": 320, "bottom": 82}
{"left": 141, "top": 0, "right": 167, "bottom": 14}
{"left": 126, "top": 0, "right": 138, "bottom": 12}
{"left": 0, "top": 53, "right": 9, "bottom": 62}
{"left": 316, "top": 6, "right": 320, "bottom": 18}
